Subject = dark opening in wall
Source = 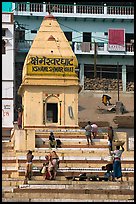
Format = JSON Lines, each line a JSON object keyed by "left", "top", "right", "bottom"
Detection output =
{"left": 2, "top": 40, "right": 6, "bottom": 54}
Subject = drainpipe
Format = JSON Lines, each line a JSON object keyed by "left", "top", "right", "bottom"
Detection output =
{"left": 117, "top": 62, "right": 120, "bottom": 101}
{"left": 94, "top": 41, "right": 97, "bottom": 78}
{"left": 59, "top": 101, "right": 62, "bottom": 125}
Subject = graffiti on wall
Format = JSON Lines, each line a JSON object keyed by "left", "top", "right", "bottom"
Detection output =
{"left": 2, "top": 100, "right": 13, "bottom": 128}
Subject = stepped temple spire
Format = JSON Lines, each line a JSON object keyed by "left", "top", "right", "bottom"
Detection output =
{"left": 18, "top": 13, "right": 79, "bottom": 133}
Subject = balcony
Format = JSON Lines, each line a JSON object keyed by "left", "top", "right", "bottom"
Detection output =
{"left": 15, "top": 40, "right": 134, "bottom": 55}
{"left": 13, "top": 3, "right": 134, "bottom": 16}
{"left": 15, "top": 40, "right": 33, "bottom": 52}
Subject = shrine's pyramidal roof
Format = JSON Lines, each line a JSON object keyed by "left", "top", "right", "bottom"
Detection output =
{"left": 22, "top": 14, "right": 78, "bottom": 78}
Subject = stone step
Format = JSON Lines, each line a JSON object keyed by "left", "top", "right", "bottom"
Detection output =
{"left": 2, "top": 178, "right": 134, "bottom": 186}
{"left": 35, "top": 134, "right": 107, "bottom": 139}
{"left": 36, "top": 144, "right": 109, "bottom": 148}
{"left": 36, "top": 138, "right": 108, "bottom": 146}
{"left": 17, "top": 169, "right": 134, "bottom": 182}
{"left": 2, "top": 148, "right": 132, "bottom": 158}
{"left": 26, "top": 180, "right": 134, "bottom": 186}
{"left": 2, "top": 198, "right": 134, "bottom": 202}
{"left": 2, "top": 167, "right": 134, "bottom": 182}
{"left": 2, "top": 178, "right": 24, "bottom": 187}
{"left": 35, "top": 129, "right": 108, "bottom": 135}
{"left": 2, "top": 185, "right": 134, "bottom": 201}
{"left": 20, "top": 163, "right": 134, "bottom": 169}
{"left": 2, "top": 157, "right": 134, "bottom": 169}
{"left": 2, "top": 148, "right": 134, "bottom": 159}
{"left": 2, "top": 142, "right": 13, "bottom": 147}
{"left": 26, "top": 149, "right": 134, "bottom": 157}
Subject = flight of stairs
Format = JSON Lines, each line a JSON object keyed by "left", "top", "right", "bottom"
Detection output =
{"left": 2, "top": 129, "right": 134, "bottom": 202}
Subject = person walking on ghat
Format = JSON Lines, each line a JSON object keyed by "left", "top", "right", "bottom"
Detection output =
{"left": 108, "top": 126, "right": 114, "bottom": 153}
{"left": 111, "top": 145, "right": 124, "bottom": 182}
{"left": 49, "top": 151, "right": 60, "bottom": 180}
{"left": 91, "top": 123, "right": 98, "bottom": 139}
{"left": 25, "top": 150, "right": 34, "bottom": 181}
{"left": 85, "top": 121, "right": 93, "bottom": 145}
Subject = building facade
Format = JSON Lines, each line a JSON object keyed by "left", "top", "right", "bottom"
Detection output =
{"left": 2, "top": 12, "right": 14, "bottom": 134}
{"left": 2, "top": 2, "right": 134, "bottom": 125}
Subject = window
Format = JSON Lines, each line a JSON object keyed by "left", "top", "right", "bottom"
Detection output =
{"left": 104, "top": 32, "right": 108, "bottom": 36}
{"left": 83, "top": 32, "right": 91, "bottom": 42}
{"left": 2, "top": 40, "right": 6, "bottom": 54}
{"left": 47, "top": 103, "right": 58, "bottom": 123}
{"left": 125, "top": 33, "right": 134, "bottom": 43}
{"left": 64, "top": 32, "right": 72, "bottom": 41}
{"left": 97, "top": 42, "right": 104, "bottom": 50}
{"left": 15, "top": 30, "right": 25, "bottom": 41}
{"left": 31, "top": 30, "right": 37, "bottom": 34}
{"left": 2, "top": 29, "right": 6, "bottom": 36}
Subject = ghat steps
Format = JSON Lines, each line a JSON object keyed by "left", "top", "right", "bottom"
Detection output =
{"left": 2, "top": 130, "right": 134, "bottom": 202}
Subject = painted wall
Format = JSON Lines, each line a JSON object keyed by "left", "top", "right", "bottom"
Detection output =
{"left": 2, "top": 17, "right": 14, "bottom": 80}
{"left": 22, "top": 85, "right": 79, "bottom": 128}
{"left": 14, "top": 16, "right": 134, "bottom": 42}
{"left": 2, "top": 13, "right": 14, "bottom": 128}
{"left": 2, "top": 2, "right": 12, "bottom": 12}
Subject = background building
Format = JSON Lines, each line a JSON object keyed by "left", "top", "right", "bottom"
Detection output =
{"left": 2, "top": 12, "right": 14, "bottom": 135}
{"left": 2, "top": 2, "right": 134, "bottom": 125}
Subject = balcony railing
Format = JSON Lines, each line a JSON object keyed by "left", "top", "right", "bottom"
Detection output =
{"left": 17, "top": 3, "right": 43, "bottom": 12}
{"left": 76, "top": 5, "right": 104, "bottom": 14}
{"left": 107, "top": 6, "right": 134, "bottom": 15}
{"left": 14, "top": 3, "right": 134, "bottom": 15}
{"left": 15, "top": 40, "right": 33, "bottom": 52}
{"left": 15, "top": 40, "right": 134, "bottom": 54}
{"left": 46, "top": 4, "right": 74, "bottom": 13}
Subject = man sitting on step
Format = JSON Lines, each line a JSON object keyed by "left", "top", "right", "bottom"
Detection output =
{"left": 49, "top": 132, "right": 57, "bottom": 149}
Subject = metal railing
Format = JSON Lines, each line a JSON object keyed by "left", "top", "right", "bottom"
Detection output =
{"left": 76, "top": 42, "right": 134, "bottom": 53}
{"left": 15, "top": 3, "right": 134, "bottom": 15}
{"left": 15, "top": 40, "right": 134, "bottom": 53}
{"left": 15, "top": 40, "right": 33, "bottom": 51}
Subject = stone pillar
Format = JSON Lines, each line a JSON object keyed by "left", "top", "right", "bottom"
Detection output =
{"left": 26, "top": 129, "right": 35, "bottom": 151}
{"left": 26, "top": 2, "right": 30, "bottom": 12}
{"left": 14, "top": 129, "right": 35, "bottom": 151}
{"left": 122, "top": 65, "right": 126, "bottom": 92}
{"left": 104, "top": 3, "right": 107, "bottom": 14}
{"left": 14, "top": 129, "right": 26, "bottom": 151}
{"left": 43, "top": 2, "right": 46, "bottom": 13}
{"left": 74, "top": 2, "right": 76, "bottom": 13}
{"left": 79, "top": 64, "right": 84, "bottom": 89}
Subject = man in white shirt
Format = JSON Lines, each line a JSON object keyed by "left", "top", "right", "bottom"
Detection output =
{"left": 91, "top": 123, "right": 98, "bottom": 139}
{"left": 85, "top": 121, "right": 93, "bottom": 145}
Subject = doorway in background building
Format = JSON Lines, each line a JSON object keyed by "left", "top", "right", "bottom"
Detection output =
{"left": 47, "top": 103, "right": 58, "bottom": 123}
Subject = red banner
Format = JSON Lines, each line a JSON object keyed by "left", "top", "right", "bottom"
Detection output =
{"left": 108, "top": 29, "right": 125, "bottom": 51}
